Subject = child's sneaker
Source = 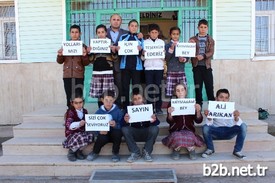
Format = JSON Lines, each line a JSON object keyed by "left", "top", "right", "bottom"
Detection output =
{"left": 111, "top": 154, "right": 120, "bottom": 162}
{"left": 233, "top": 151, "right": 246, "bottom": 159}
{"left": 201, "top": 149, "right": 214, "bottom": 158}
{"left": 142, "top": 149, "right": 153, "bottom": 162}
{"left": 67, "top": 149, "right": 77, "bottom": 162}
{"left": 126, "top": 153, "right": 141, "bottom": 163}
{"left": 188, "top": 149, "right": 197, "bottom": 160}
{"left": 86, "top": 152, "right": 99, "bottom": 161}
{"left": 171, "top": 150, "right": 180, "bottom": 160}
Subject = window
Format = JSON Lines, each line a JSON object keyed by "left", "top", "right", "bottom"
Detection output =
{"left": 0, "top": 4, "right": 17, "bottom": 60}
{"left": 255, "top": 0, "right": 275, "bottom": 56}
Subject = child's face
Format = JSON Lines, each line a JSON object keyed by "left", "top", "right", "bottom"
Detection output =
{"left": 70, "top": 28, "right": 81, "bottom": 41}
{"left": 128, "top": 22, "right": 138, "bottom": 34}
{"left": 198, "top": 23, "right": 208, "bottom": 36}
{"left": 102, "top": 96, "right": 114, "bottom": 111}
{"left": 72, "top": 98, "right": 84, "bottom": 110}
{"left": 96, "top": 28, "right": 107, "bottom": 39}
{"left": 132, "top": 94, "right": 143, "bottom": 105}
{"left": 170, "top": 29, "right": 180, "bottom": 42}
{"left": 148, "top": 30, "right": 159, "bottom": 40}
{"left": 175, "top": 85, "right": 187, "bottom": 98}
{"left": 216, "top": 93, "right": 230, "bottom": 102}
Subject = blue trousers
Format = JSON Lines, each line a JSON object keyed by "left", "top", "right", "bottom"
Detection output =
{"left": 202, "top": 123, "right": 247, "bottom": 152}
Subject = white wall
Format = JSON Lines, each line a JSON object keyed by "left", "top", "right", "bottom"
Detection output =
{"left": 215, "top": 0, "right": 252, "bottom": 59}
{"left": 17, "top": 0, "right": 63, "bottom": 62}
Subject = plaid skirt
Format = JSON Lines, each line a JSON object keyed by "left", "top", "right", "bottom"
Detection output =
{"left": 162, "top": 129, "right": 204, "bottom": 150}
{"left": 62, "top": 132, "right": 94, "bottom": 150}
{"left": 166, "top": 71, "right": 187, "bottom": 96}
{"left": 90, "top": 74, "right": 115, "bottom": 98}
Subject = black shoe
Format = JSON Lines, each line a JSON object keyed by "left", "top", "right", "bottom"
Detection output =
{"left": 67, "top": 149, "right": 77, "bottom": 162}
{"left": 76, "top": 150, "right": 85, "bottom": 160}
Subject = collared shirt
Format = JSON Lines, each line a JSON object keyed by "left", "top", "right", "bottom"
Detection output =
{"left": 110, "top": 29, "right": 119, "bottom": 44}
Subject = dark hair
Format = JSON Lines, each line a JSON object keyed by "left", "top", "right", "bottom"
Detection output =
{"left": 198, "top": 19, "right": 208, "bottom": 27}
{"left": 70, "top": 24, "right": 81, "bottom": 33}
{"left": 216, "top": 88, "right": 230, "bottom": 98}
{"left": 96, "top": 24, "right": 107, "bottom": 33}
{"left": 100, "top": 90, "right": 116, "bottom": 99}
{"left": 169, "top": 26, "right": 181, "bottom": 35}
{"left": 67, "top": 95, "right": 84, "bottom": 111}
{"left": 148, "top": 23, "right": 160, "bottom": 32}
{"left": 132, "top": 87, "right": 142, "bottom": 97}
{"left": 128, "top": 19, "right": 139, "bottom": 26}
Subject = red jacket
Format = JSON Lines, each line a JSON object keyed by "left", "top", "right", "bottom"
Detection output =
{"left": 166, "top": 103, "right": 203, "bottom": 133}
{"left": 64, "top": 108, "right": 88, "bottom": 137}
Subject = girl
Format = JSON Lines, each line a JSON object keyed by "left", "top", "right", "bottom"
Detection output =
{"left": 117, "top": 19, "right": 144, "bottom": 109}
{"left": 162, "top": 83, "right": 204, "bottom": 160}
{"left": 165, "top": 26, "right": 188, "bottom": 98}
{"left": 62, "top": 96, "right": 93, "bottom": 161}
{"left": 88, "top": 24, "right": 117, "bottom": 108}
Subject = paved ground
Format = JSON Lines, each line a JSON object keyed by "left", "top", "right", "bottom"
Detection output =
{"left": 1, "top": 174, "right": 275, "bottom": 183}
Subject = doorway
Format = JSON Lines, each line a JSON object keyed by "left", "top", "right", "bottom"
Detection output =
{"left": 140, "top": 11, "right": 178, "bottom": 43}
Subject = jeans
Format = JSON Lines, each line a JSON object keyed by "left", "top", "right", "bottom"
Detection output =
{"left": 192, "top": 66, "right": 215, "bottom": 105}
{"left": 144, "top": 70, "right": 164, "bottom": 111}
{"left": 122, "top": 125, "right": 159, "bottom": 154}
{"left": 202, "top": 123, "right": 247, "bottom": 152}
{"left": 92, "top": 129, "right": 123, "bottom": 155}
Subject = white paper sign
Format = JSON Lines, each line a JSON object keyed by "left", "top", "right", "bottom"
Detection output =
{"left": 90, "top": 38, "right": 111, "bottom": 53}
{"left": 144, "top": 42, "right": 165, "bottom": 59}
{"left": 171, "top": 98, "right": 196, "bottom": 116}
{"left": 207, "top": 101, "right": 235, "bottom": 119}
{"left": 118, "top": 41, "right": 139, "bottom": 55}
{"left": 175, "top": 42, "right": 196, "bottom": 57}
{"left": 85, "top": 114, "right": 112, "bottom": 131}
{"left": 127, "top": 104, "right": 153, "bottom": 123}
{"left": 62, "top": 41, "right": 83, "bottom": 56}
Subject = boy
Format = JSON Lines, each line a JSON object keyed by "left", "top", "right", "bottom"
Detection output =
{"left": 202, "top": 88, "right": 247, "bottom": 159}
{"left": 143, "top": 24, "right": 165, "bottom": 115}
{"left": 117, "top": 19, "right": 144, "bottom": 110}
{"left": 57, "top": 24, "right": 89, "bottom": 108}
{"left": 189, "top": 19, "right": 215, "bottom": 107}
{"left": 86, "top": 90, "right": 123, "bottom": 162}
{"left": 122, "top": 89, "right": 160, "bottom": 163}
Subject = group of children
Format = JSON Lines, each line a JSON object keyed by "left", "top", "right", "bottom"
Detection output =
{"left": 62, "top": 86, "right": 247, "bottom": 163}
{"left": 58, "top": 16, "right": 247, "bottom": 162}
{"left": 57, "top": 17, "right": 214, "bottom": 112}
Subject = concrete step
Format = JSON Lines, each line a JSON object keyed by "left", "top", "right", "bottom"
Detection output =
{"left": 13, "top": 119, "right": 268, "bottom": 138}
{"left": 3, "top": 133, "right": 275, "bottom": 156}
{"left": 0, "top": 151, "right": 274, "bottom": 177}
{"left": 22, "top": 104, "right": 259, "bottom": 123}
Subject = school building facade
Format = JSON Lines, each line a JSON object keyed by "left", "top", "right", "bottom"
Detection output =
{"left": 0, "top": 0, "right": 275, "bottom": 125}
